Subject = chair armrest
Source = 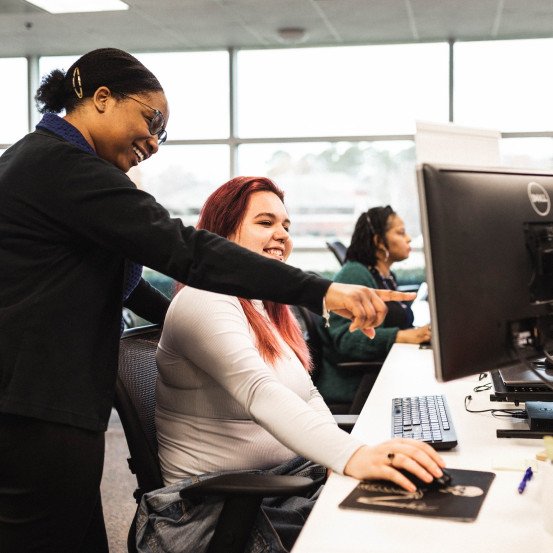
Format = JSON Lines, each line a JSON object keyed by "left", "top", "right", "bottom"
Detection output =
{"left": 180, "top": 473, "right": 316, "bottom": 499}
{"left": 336, "top": 361, "right": 382, "bottom": 372}
{"left": 397, "top": 284, "right": 420, "bottom": 293}
{"left": 333, "top": 414, "right": 358, "bottom": 432}
{"left": 183, "top": 473, "right": 318, "bottom": 553}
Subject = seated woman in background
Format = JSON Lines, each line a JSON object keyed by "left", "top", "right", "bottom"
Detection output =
{"left": 317, "top": 205, "right": 431, "bottom": 411}
{"left": 155, "top": 179, "right": 444, "bottom": 552}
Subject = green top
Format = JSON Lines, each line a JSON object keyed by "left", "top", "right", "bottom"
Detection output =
{"left": 316, "top": 261, "right": 399, "bottom": 404}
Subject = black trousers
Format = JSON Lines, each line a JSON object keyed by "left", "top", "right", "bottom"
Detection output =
{"left": 0, "top": 413, "right": 109, "bottom": 553}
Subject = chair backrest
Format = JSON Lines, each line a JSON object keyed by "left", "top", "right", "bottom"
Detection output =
{"left": 293, "top": 306, "right": 324, "bottom": 377}
{"left": 325, "top": 240, "right": 348, "bottom": 265}
{"left": 114, "top": 324, "right": 164, "bottom": 500}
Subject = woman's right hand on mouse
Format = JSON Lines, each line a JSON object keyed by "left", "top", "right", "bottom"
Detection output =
{"left": 343, "top": 438, "right": 446, "bottom": 492}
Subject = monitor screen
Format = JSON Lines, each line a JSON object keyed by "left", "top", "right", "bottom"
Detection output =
{"left": 418, "top": 163, "right": 553, "bottom": 382}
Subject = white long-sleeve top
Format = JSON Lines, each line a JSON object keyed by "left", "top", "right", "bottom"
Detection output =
{"left": 155, "top": 286, "right": 365, "bottom": 485}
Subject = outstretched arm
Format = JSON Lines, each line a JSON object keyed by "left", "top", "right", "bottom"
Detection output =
{"left": 325, "top": 283, "right": 416, "bottom": 338}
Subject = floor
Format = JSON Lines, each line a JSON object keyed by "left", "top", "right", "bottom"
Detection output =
{"left": 102, "top": 409, "right": 138, "bottom": 553}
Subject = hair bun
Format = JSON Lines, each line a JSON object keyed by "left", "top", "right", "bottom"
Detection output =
{"left": 35, "top": 69, "right": 68, "bottom": 114}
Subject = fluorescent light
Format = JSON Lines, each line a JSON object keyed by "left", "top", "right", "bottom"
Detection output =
{"left": 25, "top": 0, "right": 129, "bottom": 14}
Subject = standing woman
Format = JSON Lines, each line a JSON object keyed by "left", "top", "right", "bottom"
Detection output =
{"left": 0, "top": 49, "right": 412, "bottom": 553}
{"left": 318, "top": 206, "right": 431, "bottom": 411}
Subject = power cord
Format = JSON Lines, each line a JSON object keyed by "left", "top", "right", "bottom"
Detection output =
{"left": 471, "top": 372, "right": 492, "bottom": 393}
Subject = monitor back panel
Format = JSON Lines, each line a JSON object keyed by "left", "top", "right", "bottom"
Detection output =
{"left": 417, "top": 163, "right": 553, "bottom": 381}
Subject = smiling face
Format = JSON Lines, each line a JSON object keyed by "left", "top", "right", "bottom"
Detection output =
{"left": 382, "top": 214, "right": 411, "bottom": 262}
{"left": 90, "top": 88, "right": 169, "bottom": 172}
{"left": 228, "top": 191, "right": 292, "bottom": 262}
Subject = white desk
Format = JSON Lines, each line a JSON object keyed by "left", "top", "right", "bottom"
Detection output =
{"left": 292, "top": 344, "right": 553, "bottom": 552}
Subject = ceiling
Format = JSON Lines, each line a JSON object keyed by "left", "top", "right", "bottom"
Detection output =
{"left": 2, "top": 0, "right": 553, "bottom": 58}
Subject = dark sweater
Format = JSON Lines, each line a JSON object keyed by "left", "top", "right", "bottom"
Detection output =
{"left": 0, "top": 129, "right": 330, "bottom": 431}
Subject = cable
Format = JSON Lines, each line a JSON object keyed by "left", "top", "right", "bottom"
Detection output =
{"left": 473, "top": 373, "right": 492, "bottom": 393}
{"left": 464, "top": 395, "right": 527, "bottom": 418}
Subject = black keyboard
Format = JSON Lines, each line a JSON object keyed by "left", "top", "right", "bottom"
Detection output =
{"left": 391, "top": 394, "right": 458, "bottom": 450}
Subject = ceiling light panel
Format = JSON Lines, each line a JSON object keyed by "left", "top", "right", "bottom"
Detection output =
{"left": 24, "top": 0, "right": 129, "bottom": 14}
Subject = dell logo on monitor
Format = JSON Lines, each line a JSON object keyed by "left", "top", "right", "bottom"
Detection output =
{"left": 527, "top": 182, "right": 551, "bottom": 216}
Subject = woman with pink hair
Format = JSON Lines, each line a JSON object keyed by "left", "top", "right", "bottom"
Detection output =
{"left": 154, "top": 177, "right": 445, "bottom": 551}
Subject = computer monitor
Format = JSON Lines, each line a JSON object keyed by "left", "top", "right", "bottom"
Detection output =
{"left": 417, "top": 163, "right": 553, "bottom": 383}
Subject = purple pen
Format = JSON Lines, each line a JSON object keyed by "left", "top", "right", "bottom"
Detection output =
{"left": 517, "top": 467, "right": 533, "bottom": 494}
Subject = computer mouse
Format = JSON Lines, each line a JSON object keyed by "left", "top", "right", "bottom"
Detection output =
{"left": 398, "top": 468, "right": 452, "bottom": 490}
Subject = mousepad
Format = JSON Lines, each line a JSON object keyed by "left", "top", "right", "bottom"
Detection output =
{"left": 339, "top": 468, "right": 495, "bottom": 522}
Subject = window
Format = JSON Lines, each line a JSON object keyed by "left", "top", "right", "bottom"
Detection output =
{"left": 135, "top": 52, "right": 229, "bottom": 140}
{"left": 501, "top": 137, "right": 553, "bottom": 169}
{"left": 125, "top": 144, "right": 230, "bottom": 308}
{"left": 455, "top": 39, "right": 553, "bottom": 132}
{"left": 238, "top": 141, "right": 422, "bottom": 278}
{"left": 40, "top": 52, "right": 230, "bottom": 140}
{"left": 39, "top": 55, "right": 79, "bottom": 79}
{"left": 0, "top": 58, "right": 28, "bottom": 144}
{"left": 237, "top": 44, "right": 449, "bottom": 138}
{"left": 127, "top": 144, "right": 230, "bottom": 222}
{"left": 29, "top": 41, "right": 553, "bottom": 285}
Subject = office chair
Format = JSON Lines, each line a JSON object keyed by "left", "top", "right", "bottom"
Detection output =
{"left": 325, "top": 240, "right": 348, "bottom": 266}
{"left": 114, "top": 324, "right": 316, "bottom": 553}
{"left": 294, "top": 306, "right": 382, "bottom": 416}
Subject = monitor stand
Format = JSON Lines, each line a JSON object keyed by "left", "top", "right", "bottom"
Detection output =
{"left": 496, "top": 401, "right": 553, "bottom": 439}
{"left": 489, "top": 365, "right": 553, "bottom": 438}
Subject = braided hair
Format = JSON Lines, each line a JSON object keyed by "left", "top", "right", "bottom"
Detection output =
{"left": 345, "top": 205, "right": 396, "bottom": 267}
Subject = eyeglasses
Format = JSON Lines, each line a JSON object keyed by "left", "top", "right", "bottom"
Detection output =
{"left": 117, "top": 91, "right": 167, "bottom": 145}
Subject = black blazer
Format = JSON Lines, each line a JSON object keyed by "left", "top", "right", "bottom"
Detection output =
{"left": 0, "top": 130, "right": 330, "bottom": 431}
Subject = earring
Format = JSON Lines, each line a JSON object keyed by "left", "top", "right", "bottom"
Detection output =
{"left": 72, "top": 66, "right": 83, "bottom": 99}
{"left": 383, "top": 248, "right": 389, "bottom": 261}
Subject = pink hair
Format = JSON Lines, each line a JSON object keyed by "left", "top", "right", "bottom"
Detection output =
{"left": 196, "top": 176, "right": 312, "bottom": 371}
